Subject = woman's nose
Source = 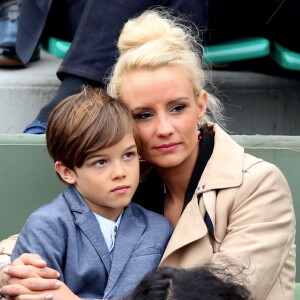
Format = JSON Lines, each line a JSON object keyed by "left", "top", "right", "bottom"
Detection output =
{"left": 156, "top": 117, "right": 174, "bottom": 137}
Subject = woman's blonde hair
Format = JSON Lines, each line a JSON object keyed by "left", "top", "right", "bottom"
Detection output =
{"left": 107, "top": 9, "right": 225, "bottom": 125}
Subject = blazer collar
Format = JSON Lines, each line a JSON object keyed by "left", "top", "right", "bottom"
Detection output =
{"left": 104, "top": 203, "right": 146, "bottom": 296}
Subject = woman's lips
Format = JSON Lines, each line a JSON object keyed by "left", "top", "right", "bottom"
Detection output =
{"left": 155, "top": 143, "right": 180, "bottom": 152}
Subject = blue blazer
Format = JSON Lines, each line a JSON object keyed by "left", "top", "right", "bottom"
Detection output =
{"left": 12, "top": 186, "right": 173, "bottom": 299}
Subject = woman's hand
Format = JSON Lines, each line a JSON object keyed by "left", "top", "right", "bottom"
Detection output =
{"left": 0, "top": 254, "right": 81, "bottom": 300}
{"left": 0, "top": 253, "right": 63, "bottom": 299}
{"left": 2, "top": 253, "right": 60, "bottom": 284}
{"left": 0, "top": 281, "right": 81, "bottom": 300}
{"left": 6, "top": 253, "right": 60, "bottom": 280}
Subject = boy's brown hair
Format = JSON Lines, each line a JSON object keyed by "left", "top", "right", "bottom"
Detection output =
{"left": 46, "top": 86, "right": 138, "bottom": 170}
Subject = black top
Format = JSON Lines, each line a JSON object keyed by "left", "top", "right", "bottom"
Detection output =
{"left": 133, "top": 129, "right": 214, "bottom": 235}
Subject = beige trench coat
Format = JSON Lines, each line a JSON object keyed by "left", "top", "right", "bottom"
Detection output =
{"left": 0, "top": 124, "right": 296, "bottom": 299}
{"left": 159, "top": 123, "right": 296, "bottom": 300}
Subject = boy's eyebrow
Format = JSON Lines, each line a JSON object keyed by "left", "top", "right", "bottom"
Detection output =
{"left": 126, "top": 144, "right": 138, "bottom": 151}
{"left": 130, "top": 97, "right": 189, "bottom": 112}
{"left": 86, "top": 144, "right": 137, "bottom": 160}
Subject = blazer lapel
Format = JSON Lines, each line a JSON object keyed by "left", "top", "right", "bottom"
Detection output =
{"left": 65, "top": 187, "right": 112, "bottom": 273}
{"left": 104, "top": 204, "right": 145, "bottom": 295}
{"left": 74, "top": 212, "right": 112, "bottom": 273}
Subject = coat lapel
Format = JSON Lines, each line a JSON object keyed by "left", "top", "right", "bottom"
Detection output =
{"left": 104, "top": 204, "right": 145, "bottom": 295}
{"left": 161, "top": 193, "right": 207, "bottom": 262}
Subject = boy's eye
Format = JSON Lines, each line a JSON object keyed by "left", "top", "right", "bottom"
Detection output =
{"left": 170, "top": 104, "right": 185, "bottom": 113}
{"left": 95, "top": 160, "right": 106, "bottom": 166}
{"left": 133, "top": 111, "right": 153, "bottom": 120}
{"left": 124, "top": 152, "right": 135, "bottom": 160}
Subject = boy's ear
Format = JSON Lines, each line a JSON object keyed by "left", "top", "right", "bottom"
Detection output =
{"left": 55, "top": 161, "right": 76, "bottom": 184}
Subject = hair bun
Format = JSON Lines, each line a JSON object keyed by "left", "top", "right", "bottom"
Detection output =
{"left": 117, "top": 10, "right": 187, "bottom": 55}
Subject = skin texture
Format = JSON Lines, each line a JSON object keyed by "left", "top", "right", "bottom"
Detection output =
{"left": 121, "top": 66, "right": 207, "bottom": 226}
{"left": 55, "top": 133, "right": 140, "bottom": 221}
{"left": 120, "top": 66, "right": 206, "bottom": 174}
{"left": 1, "top": 254, "right": 61, "bottom": 299}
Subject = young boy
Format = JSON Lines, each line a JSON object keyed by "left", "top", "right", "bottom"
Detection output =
{"left": 11, "top": 86, "right": 173, "bottom": 300}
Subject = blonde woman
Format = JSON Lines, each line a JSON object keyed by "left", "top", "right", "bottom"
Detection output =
{"left": 0, "top": 9, "right": 295, "bottom": 300}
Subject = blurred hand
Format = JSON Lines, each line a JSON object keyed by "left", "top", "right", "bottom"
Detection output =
{"left": 0, "top": 281, "right": 81, "bottom": 300}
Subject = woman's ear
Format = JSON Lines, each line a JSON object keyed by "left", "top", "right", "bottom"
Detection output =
{"left": 196, "top": 90, "right": 208, "bottom": 122}
{"left": 55, "top": 161, "right": 76, "bottom": 185}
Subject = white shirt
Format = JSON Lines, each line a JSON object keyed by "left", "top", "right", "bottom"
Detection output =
{"left": 93, "top": 211, "right": 123, "bottom": 252}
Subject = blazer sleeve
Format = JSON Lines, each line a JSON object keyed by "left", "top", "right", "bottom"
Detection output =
{"left": 211, "top": 161, "right": 295, "bottom": 299}
{"left": 12, "top": 212, "right": 66, "bottom": 281}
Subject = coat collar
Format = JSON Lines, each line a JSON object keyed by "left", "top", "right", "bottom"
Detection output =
{"left": 198, "top": 123, "right": 245, "bottom": 191}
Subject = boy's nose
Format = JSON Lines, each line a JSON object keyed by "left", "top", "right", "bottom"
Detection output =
{"left": 111, "top": 163, "right": 126, "bottom": 180}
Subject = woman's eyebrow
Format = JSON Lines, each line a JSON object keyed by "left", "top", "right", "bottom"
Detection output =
{"left": 169, "top": 97, "right": 189, "bottom": 104}
{"left": 130, "top": 97, "right": 189, "bottom": 112}
{"left": 130, "top": 106, "right": 151, "bottom": 113}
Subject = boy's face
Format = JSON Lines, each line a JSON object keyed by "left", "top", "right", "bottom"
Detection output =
{"left": 58, "top": 133, "right": 139, "bottom": 221}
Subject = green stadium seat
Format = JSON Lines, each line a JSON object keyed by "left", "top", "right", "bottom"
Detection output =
{"left": 42, "top": 36, "right": 300, "bottom": 73}
{"left": 203, "top": 37, "right": 270, "bottom": 64}
{"left": 43, "top": 36, "right": 271, "bottom": 65}
{"left": 42, "top": 37, "right": 71, "bottom": 59}
{"left": 271, "top": 42, "right": 300, "bottom": 71}
{"left": 296, "top": 282, "right": 300, "bottom": 300}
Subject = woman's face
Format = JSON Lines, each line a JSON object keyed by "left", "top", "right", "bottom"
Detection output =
{"left": 120, "top": 66, "right": 207, "bottom": 171}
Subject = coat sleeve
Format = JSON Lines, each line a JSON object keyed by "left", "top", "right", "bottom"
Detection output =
{"left": 211, "top": 161, "right": 296, "bottom": 299}
{"left": 0, "top": 234, "right": 18, "bottom": 263}
{"left": 0, "top": 234, "right": 18, "bottom": 287}
{"left": 11, "top": 212, "right": 66, "bottom": 281}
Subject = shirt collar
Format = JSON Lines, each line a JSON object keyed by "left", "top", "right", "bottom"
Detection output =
{"left": 93, "top": 211, "right": 123, "bottom": 252}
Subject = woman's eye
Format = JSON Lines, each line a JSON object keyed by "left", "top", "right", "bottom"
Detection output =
{"left": 170, "top": 104, "right": 185, "bottom": 113}
{"left": 133, "top": 112, "right": 153, "bottom": 120}
{"left": 95, "top": 160, "right": 106, "bottom": 166}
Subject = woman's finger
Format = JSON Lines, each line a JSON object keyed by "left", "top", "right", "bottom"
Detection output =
{"left": 1, "top": 284, "right": 54, "bottom": 300}
{"left": 6, "top": 278, "right": 61, "bottom": 291}
{"left": 12, "top": 253, "right": 47, "bottom": 268}
{"left": 7, "top": 294, "right": 54, "bottom": 300}
{"left": 0, "top": 281, "right": 74, "bottom": 300}
{"left": 0, "top": 283, "right": 34, "bottom": 297}
{"left": 4, "top": 265, "right": 60, "bottom": 280}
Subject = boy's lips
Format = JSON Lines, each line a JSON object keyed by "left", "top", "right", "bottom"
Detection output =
{"left": 111, "top": 185, "right": 130, "bottom": 194}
